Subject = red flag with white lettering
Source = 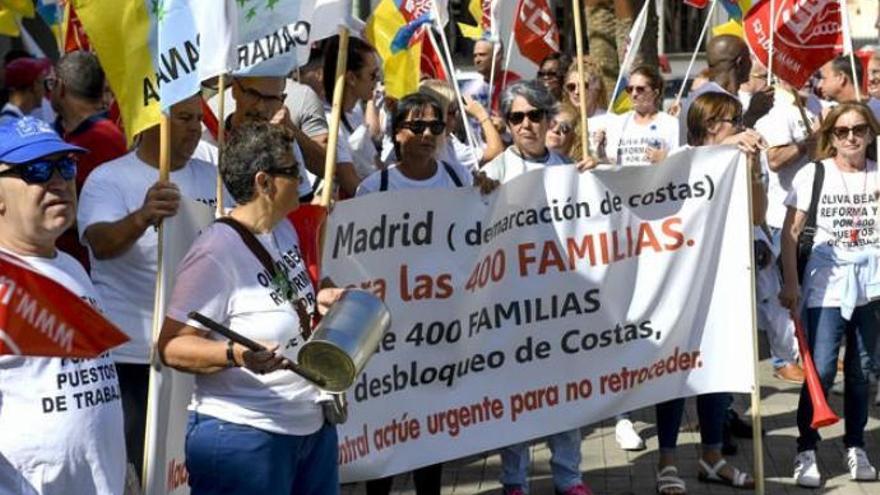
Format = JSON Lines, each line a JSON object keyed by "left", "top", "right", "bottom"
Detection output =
{"left": 0, "top": 251, "right": 128, "bottom": 357}
{"left": 512, "top": 0, "right": 560, "bottom": 66}
{"left": 744, "top": 0, "right": 844, "bottom": 88}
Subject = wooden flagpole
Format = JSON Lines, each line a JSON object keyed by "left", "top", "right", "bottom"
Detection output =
{"left": 320, "top": 27, "right": 350, "bottom": 210}
{"left": 572, "top": 0, "right": 591, "bottom": 159}
{"left": 142, "top": 112, "right": 171, "bottom": 490}
{"left": 674, "top": 0, "right": 718, "bottom": 107}
{"left": 216, "top": 74, "right": 226, "bottom": 218}
{"left": 745, "top": 152, "right": 766, "bottom": 495}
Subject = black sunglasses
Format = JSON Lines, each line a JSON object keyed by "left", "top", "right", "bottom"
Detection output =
{"left": 266, "top": 164, "right": 300, "bottom": 179}
{"left": 831, "top": 124, "right": 871, "bottom": 140}
{"left": 0, "top": 157, "right": 77, "bottom": 184}
{"left": 235, "top": 80, "right": 286, "bottom": 105}
{"left": 537, "top": 70, "right": 559, "bottom": 79}
{"left": 401, "top": 120, "right": 445, "bottom": 135}
{"left": 507, "top": 109, "right": 546, "bottom": 125}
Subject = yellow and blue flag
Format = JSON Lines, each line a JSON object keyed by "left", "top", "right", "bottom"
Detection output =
{"left": 366, "top": 0, "right": 447, "bottom": 99}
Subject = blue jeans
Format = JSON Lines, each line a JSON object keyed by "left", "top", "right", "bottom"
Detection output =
{"left": 655, "top": 393, "right": 731, "bottom": 453}
{"left": 500, "top": 428, "right": 583, "bottom": 492}
{"left": 796, "top": 304, "right": 879, "bottom": 452}
{"left": 185, "top": 413, "right": 338, "bottom": 495}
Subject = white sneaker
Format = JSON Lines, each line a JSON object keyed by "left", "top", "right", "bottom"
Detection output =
{"left": 614, "top": 418, "right": 645, "bottom": 451}
{"left": 793, "top": 450, "right": 821, "bottom": 488}
{"left": 847, "top": 447, "right": 877, "bottom": 481}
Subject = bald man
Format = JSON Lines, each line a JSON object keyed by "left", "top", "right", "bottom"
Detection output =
{"left": 678, "top": 35, "right": 753, "bottom": 145}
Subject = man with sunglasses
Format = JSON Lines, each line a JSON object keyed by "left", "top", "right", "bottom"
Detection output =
{"left": 483, "top": 81, "right": 594, "bottom": 495}
{"left": 0, "top": 57, "right": 52, "bottom": 126}
{"left": 224, "top": 76, "right": 331, "bottom": 202}
{"left": 0, "top": 116, "right": 126, "bottom": 494}
{"left": 77, "top": 94, "right": 229, "bottom": 480}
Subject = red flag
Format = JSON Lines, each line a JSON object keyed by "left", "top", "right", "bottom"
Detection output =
{"left": 0, "top": 252, "right": 128, "bottom": 358}
{"left": 62, "top": 2, "right": 91, "bottom": 53}
{"left": 744, "top": 0, "right": 844, "bottom": 88}
{"left": 513, "top": 0, "right": 560, "bottom": 65}
{"left": 287, "top": 204, "right": 328, "bottom": 290}
{"left": 418, "top": 30, "right": 447, "bottom": 81}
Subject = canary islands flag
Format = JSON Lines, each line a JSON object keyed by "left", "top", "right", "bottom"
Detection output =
{"left": 366, "top": 0, "right": 447, "bottom": 99}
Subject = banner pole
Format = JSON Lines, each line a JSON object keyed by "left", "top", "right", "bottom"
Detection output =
{"left": 487, "top": 0, "right": 498, "bottom": 111}
{"left": 141, "top": 111, "right": 172, "bottom": 492}
{"left": 429, "top": 3, "right": 480, "bottom": 165}
{"left": 674, "top": 0, "right": 717, "bottom": 107}
{"left": 572, "top": 0, "right": 591, "bottom": 159}
{"left": 320, "top": 27, "right": 350, "bottom": 211}
{"left": 501, "top": 0, "right": 523, "bottom": 101}
{"left": 745, "top": 152, "right": 766, "bottom": 495}
{"left": 216, "top": 74, "right": 226, "bottom": 218}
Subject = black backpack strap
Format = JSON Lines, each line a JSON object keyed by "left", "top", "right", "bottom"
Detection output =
{"left": 441, "top": 161, "right": 463, "bottom": 187}
{"left": 804, "top": 161, "right": 825, "bottom": 241}
{"left": 379, "top": 167, "right": 389, "bottom": 192}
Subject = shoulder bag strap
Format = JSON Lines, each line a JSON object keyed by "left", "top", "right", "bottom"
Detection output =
{"left": 215, "top": 217, "right": 314, "bottom": 338}
{"left": 804, "top": 161, "right": 825, "bottom": 239}
{"left": 441, "top": 161, "right": 464, "bottom": 187}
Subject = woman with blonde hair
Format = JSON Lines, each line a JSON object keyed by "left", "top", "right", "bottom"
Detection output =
{"left": 780, "top": 102, "right": 880, "bottom": 488}
{"left": 563, "top": 58, "right": 611, "bottom": 160}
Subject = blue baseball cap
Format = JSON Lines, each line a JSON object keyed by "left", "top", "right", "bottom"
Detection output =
{"left": 0, "top": 117, "right": 85, "bottom": 164}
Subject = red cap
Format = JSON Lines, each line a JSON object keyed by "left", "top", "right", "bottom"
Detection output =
{"left": 4, "top": 58, "right": 52, "bottom": 89}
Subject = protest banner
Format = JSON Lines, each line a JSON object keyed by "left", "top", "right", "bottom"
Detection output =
{"left": 322, "top": 146, "right": 756, "bottom": 481}
{"left": 142, "top": 198, "right": 215, "bottom": 495}
{"left": 0, "top": 251, "right": 128, "bottom": 358}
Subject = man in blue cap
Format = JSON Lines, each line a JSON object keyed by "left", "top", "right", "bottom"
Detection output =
{"left": 0, "top": 117, "right": 127, "bottom": 494}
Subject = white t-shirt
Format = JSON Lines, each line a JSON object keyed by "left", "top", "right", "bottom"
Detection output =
{"left": 0, "top": 251, "right": 125, "bottom": 495}
{"left": 325, "top": 104, "right": 379, "bottom": 180}
{"left": 482, "top": 146, "right": 571, "bottom": 184}
{"left": 78, "top": 152, "right": 227, "bottom": 364}
{"left": 438, "top": 135, "right": 480, "bottom": 172}
{"left": 755, "top": 101, "right": 816, "bottom": 229}
{"left": 605, "top": 111, "right": 679, "bottom": 167}
{"left": 356, "top": 160, "right": 473, "bottom": 196}
{"left": 785, "top": 158, "right": 880, "bottom": 308}
{"left": 165, "top": 220, "right": 323, "bottom": 435}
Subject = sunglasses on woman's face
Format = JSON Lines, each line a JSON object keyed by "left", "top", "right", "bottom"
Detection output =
{"left": 0, "top": 157, "right": 77, "bottom": 184}
{"left": 401, "top": 120, "right": 445, "bottom": 135}
{"left": 625, "top": 85, "right": 651, "bottom": 95}
{"left": 831, "top": 123, "right": 870, "bottom": 140}
{"left": 507, "top": 109, "right": 546, "bottom": 125}
{"left": 266, "top": 164, "right": 301, "bottom": 179}
{"left": 550, "top": 120, "right": 574, "bottom": 135}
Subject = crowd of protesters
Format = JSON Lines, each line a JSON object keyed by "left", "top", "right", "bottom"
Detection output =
{"left": 2, "top": 28, "right": 880, "bottom": 495}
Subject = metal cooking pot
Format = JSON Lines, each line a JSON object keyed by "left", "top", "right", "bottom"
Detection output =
{"left": 298, "top": 289, "right": 391, "bottom": 392}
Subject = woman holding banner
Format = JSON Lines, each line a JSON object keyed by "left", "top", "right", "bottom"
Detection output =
{"left": 158, "top": 122, "right": 345, "bottom": 495}
{"left": 604, "top": 65, "right": 679, "bottom": 167}
{"left": 654, "top": 92, "right": 765, "bottom": 494}
{"left": 356, "top": 92, "right": 497, "bottom": 494}
{"left": 779, "top": 102, "right": 880, "bottom": 488}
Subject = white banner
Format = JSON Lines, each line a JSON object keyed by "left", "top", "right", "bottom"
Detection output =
{"left": 323, "top": 146, "right": 756, "bottom": 482}
{"left": 143, "top": 199, "right": 214, "bottom": 495}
